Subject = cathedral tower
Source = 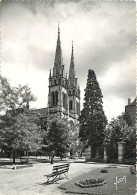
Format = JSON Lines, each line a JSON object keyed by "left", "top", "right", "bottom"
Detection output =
{"left": 68, "top": 42, "right": 80, "bottom": 124}
{"left": 47, "top": 24, "right": 69, "bottom": 120}
{"left": 47, "top": 25, "right": 80, "bottom": 124}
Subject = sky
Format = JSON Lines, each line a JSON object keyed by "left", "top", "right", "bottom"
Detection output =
{"left": 1, "top": 0, "right": 136, "bottom": 121}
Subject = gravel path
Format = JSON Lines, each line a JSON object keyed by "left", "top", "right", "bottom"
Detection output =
{"left": 0, "top": 162, "right": 106, "bottom": 195}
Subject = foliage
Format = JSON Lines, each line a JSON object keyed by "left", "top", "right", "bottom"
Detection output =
{"left": 104, "top": 113, "right": 136, "bottom": 160}
{"left": 75, "top": 141, "right": 85, "bottom": 157}
{"left": 68, "top": 120, "right": 79, "bottom": 156}
{"left": 0, "top": 76, "right": 43, "bottom": 160}
{"left": 43, "top": 117, "right": 81, "bottom": 158}
{"left": 79, "top": 70, "right": 107, "bottom": 157}
{"left": 1, "top": 111, "right": 43, "bottom": 151}
{"left": 0, "top": 76, "right": 36, "bottom": 113}
{"left": 46, "top": 119, "right": 71, "bottom": 158}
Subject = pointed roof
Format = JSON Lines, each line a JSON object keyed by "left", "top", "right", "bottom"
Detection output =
{"left": 54, "top": 22, "right": 63, "bottom": 75}
{"left": 69, "top": 41, "right": 76, "bottom": 86}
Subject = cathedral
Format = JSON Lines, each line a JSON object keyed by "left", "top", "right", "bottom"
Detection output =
{"left": 36, "top": 25, "right": 81, "bottom": 127}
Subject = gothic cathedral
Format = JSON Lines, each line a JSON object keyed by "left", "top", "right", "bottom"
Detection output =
{"left": 47, "top": 25, "right": 80, "bottom": 125}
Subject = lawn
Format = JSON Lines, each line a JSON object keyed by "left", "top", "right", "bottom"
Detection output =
{"left": 59, "top": 165, "right": 136, "bottom": 195}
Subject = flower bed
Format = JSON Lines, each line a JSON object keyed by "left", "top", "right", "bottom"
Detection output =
{"left": 100, "top": 168, "right": 109, "bottom": 173}
{"left": 1, "top": 164, "right": 33, "bottom": 169}
{"left": 75, "top": 178, "right": 107, "bottom": 188}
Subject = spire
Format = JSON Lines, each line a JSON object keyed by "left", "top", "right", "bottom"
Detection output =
{"left": 72, "top": 40, "right": 73, "bottom": 50}
{"left": 69, "top": 41, "right": 75, "bottom": 86}
{"left": 54, "top": 22, "right": 63, "bottom": 75}
{"left": 58, "top": 21, "right": 60, "bottom": 34}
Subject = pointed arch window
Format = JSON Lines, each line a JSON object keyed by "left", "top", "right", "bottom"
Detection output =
{"left": 56, "top": 91, "right": 58, "bottom": 105}
{"left": 76, "top": 101, "right": 80, "bottom": 115}
{"left": 69, "top": 90, "right": 71, "bottom": 96}
{"left": 63, "top": 93, "right": 67, "bottom": 109}
{"left": 59, "top": 77, "right": 61, "bottom": 84}
{"left": 69, "top": 100, "right": 73, "bottom": 110}
{"left": 52, "top": 91, "right": 58, "bottom": 106}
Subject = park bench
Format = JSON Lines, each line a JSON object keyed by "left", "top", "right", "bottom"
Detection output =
{"left": 45, "top": 163, "right": 70, "bottom": 183}
{"left": 20, "top": 157, "right": 28, "bottom": 164}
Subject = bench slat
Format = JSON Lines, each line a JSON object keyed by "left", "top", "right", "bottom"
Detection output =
{"left": 53, "top": 166, "right": 69, "bottom": 169}
{"left": 53, "top": 164, "right": 69, "bottom": 170}
{"left": 52, "top": 168, "right": 69, "bottom": 175}
{"left": 45, "top": 169, "right": 68, "bottom": 178}
{"left": 45, "top": 163, "right": 70, "bottom": 183}
{"left": 53, "top": 164, "right": 69, "bottom": 168}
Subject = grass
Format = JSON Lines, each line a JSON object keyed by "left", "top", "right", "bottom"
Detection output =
{"left": 59, "top": 166, "right": 136, "bottom": 195}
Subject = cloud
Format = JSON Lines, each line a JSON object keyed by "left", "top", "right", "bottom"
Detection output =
{"left": 1, "top": 1, "right": 136, "bottom": 121}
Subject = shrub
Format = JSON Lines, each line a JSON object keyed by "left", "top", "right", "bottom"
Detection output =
{"left": 100, "top": 168, "right": 109, "bottom": 173}
{"left": 129, "top": 165, "right": 136, "bottom": 175}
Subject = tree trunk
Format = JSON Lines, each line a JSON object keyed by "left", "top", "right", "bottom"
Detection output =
{"left": 60, "top": 156, "right": 63, "bottom": 161}
{"left": 26, "top": 150, "right": 29, "bottom": 164}
{"left": 50, "top": 157, "right": 54, "bottom": 164}
{"left": 93, "top": 146, "right": 96, "bottom": 158}
{"left": 13, "top": 148, "right": 16, "bottom": 164}
{"left": 91, "top": 145, "right": 96, "bottom": 158}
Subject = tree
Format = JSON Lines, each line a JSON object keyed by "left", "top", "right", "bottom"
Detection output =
{"left": 68, "top": 120, "right": 79, "bottom": 157}
{"left": 0, "top": 110, "right": 43, "bottom": 163}
{"left": 46, "top": 119, "right": 71, "bottom": 160}
{"left": 0, "top": 76, "right": 36, "bottom": 113}
{"left": 79, "top": 69, "right": 107, "bottom": 158}
{"left": 0, "top": 76, "right": 43, "bottom": 163}
{"left": 104, "top": 113, "right": 136, "bottom": 161}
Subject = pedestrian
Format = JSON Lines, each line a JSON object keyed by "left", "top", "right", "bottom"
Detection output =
{"left": 50, "top": 151, "right": 54, "bottom": 164}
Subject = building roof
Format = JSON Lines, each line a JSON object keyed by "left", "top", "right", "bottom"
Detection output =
{"left": 34, "top": 107, "right": 48, "bottom": 117}
{"left": 129, "top": 98, "right": 136, "bottom": 106}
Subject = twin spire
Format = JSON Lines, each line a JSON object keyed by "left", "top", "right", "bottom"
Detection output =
{"left": 53, "top": 23, "right": 76, "bottom": 87}
{"left": 54, "top": 22, "right": 63, "bottom": 75}
{"left": 69, "top": 40, "right": 75, "bottom": 86}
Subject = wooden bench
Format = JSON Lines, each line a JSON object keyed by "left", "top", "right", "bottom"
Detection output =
{"left": 45, "top": 163, "right": 70, "bottom": 183}
{"left": 20, "top": 157, "right": 28, "bottom": 164}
